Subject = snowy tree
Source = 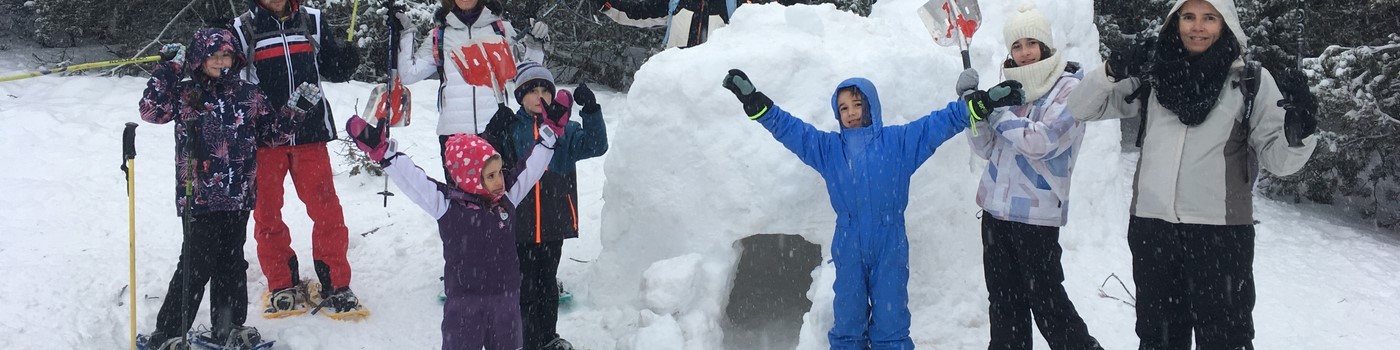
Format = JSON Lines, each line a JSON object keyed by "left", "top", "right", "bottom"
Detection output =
{"left": 1260, "top": 34, "right": 1400, "bottom": 229}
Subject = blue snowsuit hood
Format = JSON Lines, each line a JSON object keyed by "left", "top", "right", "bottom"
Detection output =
{"left": 752, "top": 77, "right": 972, "bottom": 349}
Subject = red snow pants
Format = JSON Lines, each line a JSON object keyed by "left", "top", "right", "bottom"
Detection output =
{"left": 253, "top": 142, "right": 352, "bottom": 292}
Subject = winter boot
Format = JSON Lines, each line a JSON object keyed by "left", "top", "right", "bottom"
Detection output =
{"left": 544, "top": 337, "right": 575, "bottom": 350}
{"left": 137, "top": 332, "right": 188, "bottom": 350}
{"left": 260, "top": 286, "right": 308, "bottom": 319}
{"left": 315, "top": 287, "right": 370, "bottom": 320}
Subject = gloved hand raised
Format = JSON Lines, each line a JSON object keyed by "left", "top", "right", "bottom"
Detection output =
{"left": 541, "top": 89, "right": 573, "bottom": 142}
{"left": 722, "top": 69, "right": 773, "bottom": 120}
{"left": 385, "top": 0, "right": 410, "bottom": 32}
{"left": 287, "top": 82, "right": 324, "bottom": 115}
{"left": 1107, "top": 37, "right": 1155, "bottom": 81}
{"left": 346, "top": 115, "right": 391, "bottom": 162}
{"left": 159, "top": 43, "right": 186, "bottom": 68}
{"left": 574, "top": 82, "right": 600, "bottom": 114}
{"left": 1276, "top": 67, "right": 1318, "bottom": 147}
{"left": 965, "top": 80, "right": 1025, "bottom": 122}
{"left": 955, "top": 68, "right": 979, "bottom": 99}
{"left": 528, "top": 18, "right": 550, "bottom": 41}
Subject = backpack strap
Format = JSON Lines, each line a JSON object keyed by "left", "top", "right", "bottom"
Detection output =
{"left": 434, "top": 26, "right": 446, "bottom": 77}
{"left": 236, "top": 12, "right": 258, "bottom": 78}
{"left": 1238, "top": 60, "right": 1262, "bottom": 131}
{"left": 299, "top": 11, "right": 321, "bottom": 54}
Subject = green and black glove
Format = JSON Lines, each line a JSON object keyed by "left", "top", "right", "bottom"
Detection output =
{"left": 723, "top": 69, "right": 774, "bottom": 120}
{"left": 964, "top": 80, "right": 1025, "bottom": 134}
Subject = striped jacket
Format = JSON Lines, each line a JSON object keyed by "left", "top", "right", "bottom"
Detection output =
{"left": 968, "top": 67, "right": 1085, "bottom": 227}
{"left": 232, "top": 0, "right": 359, "bottom": 145}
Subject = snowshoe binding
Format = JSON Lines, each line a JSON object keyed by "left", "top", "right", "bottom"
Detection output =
{"left": 186, "top": 325, "right": 275, "bottom": 350}
{"left": 260, "top": 279, "right": 315, "bottom": 319}
{"left": 310, "top": 286, "right": 370, "bottom": 321}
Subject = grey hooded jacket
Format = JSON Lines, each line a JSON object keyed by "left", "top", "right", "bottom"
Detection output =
{"left": 1069, "top": 0, "right": 1316, "bottom": 225}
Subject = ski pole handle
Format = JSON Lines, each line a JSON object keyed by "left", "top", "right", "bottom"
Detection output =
{"left": 123, "top": 122, "right": 139, "bottom": 160}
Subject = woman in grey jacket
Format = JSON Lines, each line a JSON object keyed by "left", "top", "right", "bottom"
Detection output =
{"left": 1069, "top": 0, "right": 1318, "bottom": 348}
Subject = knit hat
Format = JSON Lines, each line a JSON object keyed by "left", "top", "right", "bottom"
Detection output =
{"left": 1003, "top": 3, "right": 1053, "bottom": 50}
{"left": 513, "top": 61, "right": 555, "bottom": 104}
{"left": 443, "top": 134, "right": 501, "bottom": 200}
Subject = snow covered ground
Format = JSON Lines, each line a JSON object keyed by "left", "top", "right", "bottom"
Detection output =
{"left": 2, "top": 0, "right": 1399, "bottom": 349}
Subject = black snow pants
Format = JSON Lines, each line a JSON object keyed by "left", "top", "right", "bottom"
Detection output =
{"left": 153, "top": 210, "right": 251, "bottom": 342}
{"left": 1128, "top": 216, "right": 1255, "bottom": 350}
{"left": 982, "top": 214, "right": 1102, "bottom": 350}
{"left": 518, "top": 240, "right": 564, "bottom": 349}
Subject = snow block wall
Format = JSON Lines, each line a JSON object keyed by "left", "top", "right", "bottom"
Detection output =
{"left": 585, "top": 0, "right": 1124, "bottom": 348}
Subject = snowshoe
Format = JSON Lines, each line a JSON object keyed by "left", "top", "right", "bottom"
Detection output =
{"left": 260, "top": 284, "right": 309, "bottom": 319}
{"left": 311, "top": 286, "right": 370, "bottom": 321}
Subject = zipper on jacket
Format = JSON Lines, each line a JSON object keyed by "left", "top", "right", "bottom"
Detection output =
{"left": 277, "top": 19, "right": 296, "bottom": 115}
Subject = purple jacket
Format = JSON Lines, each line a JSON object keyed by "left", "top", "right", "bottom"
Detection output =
{"left": 139, "top": 28, "right": 299, "bottom": 216}
{"left": 383, "top": 133, "right": 556, "bottom": 297}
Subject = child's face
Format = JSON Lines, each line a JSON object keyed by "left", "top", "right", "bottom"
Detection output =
{"left": 481, "top": 157, "right": 504, "bottom": 197}
{"left": 837, "top": 90, "right": 866, "bottom": 129}
{"left": 1011, "top": 38, "right": 1044, "bottom": 66}
{"left": 202, "top": 51, "right": 233, "bottom": 78}
{"left": 523, "top": 86, "right": 552, "bottom": 117}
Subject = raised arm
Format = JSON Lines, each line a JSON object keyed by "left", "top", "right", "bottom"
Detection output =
{"left": 391, "top": 15, "right": 440, "bottom": 85}
{"left": 994, "top": 79, "right": 1084, "bottom": 160}
{"left": 893, "top": 100, "right": 972, "bottom": 167}
{"left": 505, "top": 125, "right": 559, "bottom": 206}
{"left": 382, "top": 150, "right": 453, "bottom": 219}
{"left": 1067, "top": 65, "right": 1141, "bottom": 122}
{"left": 722, "top": 69, "right": 835, "bottom": 171}
{"left": 138, "top": 60, "right": 186, "bottom": 125}
{"left": 563, "top": 83, "right": 609, "bottom": 160}
{"left": 1249, "top": 68, "right": 1317, "bottom": 176}
{"left": 599, "top": 0, "right": 672, "bottom": 28}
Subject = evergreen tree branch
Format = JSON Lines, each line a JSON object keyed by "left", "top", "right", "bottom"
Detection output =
{"left": 105, "top": 0, "right": 203, "bottom": 76}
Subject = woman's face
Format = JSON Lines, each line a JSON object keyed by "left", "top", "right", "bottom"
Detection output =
{"left": 1177, "top": 0, "right": 1224, "bottom": 56}
{"left": 202, "top": 51, "right": 233, "bottom": 78}
{"left": 1010, "top": 38, "right": 1044, "bottom": 66}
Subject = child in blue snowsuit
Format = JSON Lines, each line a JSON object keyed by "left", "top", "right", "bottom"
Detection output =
{"left": 722, "top": 69, "right": 1024, "bottom": 349}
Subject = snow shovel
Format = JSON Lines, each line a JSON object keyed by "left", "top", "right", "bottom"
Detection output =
{"left": 916, "top": 0, "right": 982, "bottom": 69}
{"left": 368, "top": 0, "right": 411, "bottom": 128}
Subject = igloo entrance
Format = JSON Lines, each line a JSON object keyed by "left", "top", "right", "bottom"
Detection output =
{"left": 722, "top": 234, "right": 822, "bottom": 350}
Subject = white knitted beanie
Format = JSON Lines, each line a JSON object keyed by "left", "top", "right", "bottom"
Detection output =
{"left": 1003, "top": 3, "right": 1053, "bottom": 50}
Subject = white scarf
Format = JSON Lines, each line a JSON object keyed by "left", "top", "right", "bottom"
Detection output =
{"left": 1002, "top": 52, "right": 1068, "bottom": 103}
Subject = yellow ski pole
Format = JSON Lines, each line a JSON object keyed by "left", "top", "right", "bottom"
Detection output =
{"left": 0, "top": 56, "right": 160, "bottom": 83}
{"left": 121, "top": 122, "right": 138, "bottom": 350}
{"left": 347, "top": 0, "right": 361, "bottom": 42}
